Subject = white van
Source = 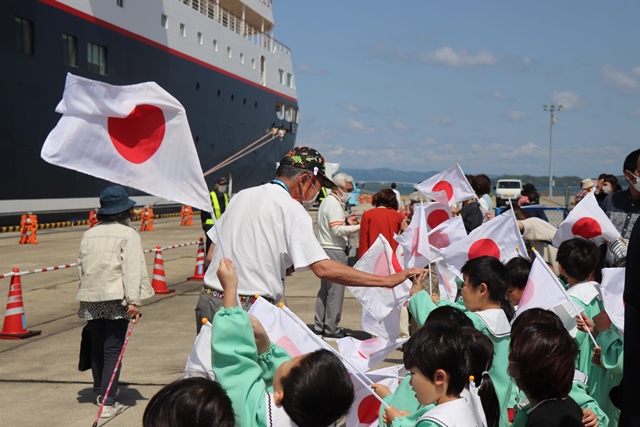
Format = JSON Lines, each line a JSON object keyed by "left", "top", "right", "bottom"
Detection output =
{"left": 495, "top": 179, "right": 523, "bottom": 207}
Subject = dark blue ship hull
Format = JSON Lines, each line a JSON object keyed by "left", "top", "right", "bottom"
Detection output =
{"left": 1, "top": 0, "right": 297, "bottom": 223}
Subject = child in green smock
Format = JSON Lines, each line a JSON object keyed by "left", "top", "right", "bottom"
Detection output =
{"left": 556, "top": 238, "right": 604, "bottom": 383}
{"left": 408, "top": 256, "right": 513, "bottom": 427}
{"left": 210, "top": 258, "right": 354, "bottom": 427}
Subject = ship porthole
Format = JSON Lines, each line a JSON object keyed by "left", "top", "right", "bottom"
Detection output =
{"left": 217, "top": 90, "right": 221, "bottom": 97}
{"left": 243, "top": 98, "right": 246, "bottom": 105}
{"left": 195, "top": 136, "right": 199, "bottom": 142}
{"left": 196, "top": 82, "right": 200, "bottom": 90}
{"left": 254, "top": 102, "right": 258, "bottom": 109}
{"left": 231, "top": 94, "right": 234, "bottom": 101}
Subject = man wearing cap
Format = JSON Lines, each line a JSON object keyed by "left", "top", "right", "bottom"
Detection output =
{"left": 195, "top": 147, "right": 424, "bottom": 332}
{"left": 201, "top": 176, "right": 229, "bottom": 255}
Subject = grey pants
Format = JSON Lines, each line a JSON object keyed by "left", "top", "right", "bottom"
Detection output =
{"left": 314, "top": 248, "right": 347, "bottom": 334}
{"left": 194, "top": 292, "right": 257, "bottom": 334}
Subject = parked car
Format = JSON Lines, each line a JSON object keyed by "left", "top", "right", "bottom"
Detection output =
{"left": 495, "top": 179, "right": 523, "bottom": 207}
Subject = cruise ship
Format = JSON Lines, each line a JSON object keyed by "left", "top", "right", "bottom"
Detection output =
{"left": 1, "top": 0, "right": 298, "bottom": 223}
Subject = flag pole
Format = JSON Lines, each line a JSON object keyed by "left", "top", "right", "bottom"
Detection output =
{"left": 278, "top": 306, "right": 390, "bottom": 408}
{"left": 532, "top": 249, "right": 598, "bottom": 347}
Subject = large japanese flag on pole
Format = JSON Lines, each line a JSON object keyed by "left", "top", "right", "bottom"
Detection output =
{"left": 41, "top": 73, "right": 212, "bottom": 212}
{"left": 414, "top": 164, "right": 476, "bottom": 205}
{"left": 345, "top": 365, "right": 406, "bottom": 427}
{"left": 600, "top": 267, "right": 625, "bottom": 333}
{"left": 439, "top": 212, "right": 528, "bottom": 278}
{"left": 349, "top": 235, "right": 411, "bottom": 322}
{"left": 552, "top": 191, "right": 621, "bottom": 247}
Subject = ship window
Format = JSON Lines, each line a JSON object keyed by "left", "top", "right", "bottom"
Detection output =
{"left": 161, "top": 14, "right": 168, "bottom": 29}
{"left": 87, "top": 42, "right": 107, "bottom": 75}
{"left": 287, "top": 73, "right": 293, "bottom": 88}
{"left": 240, "top": 53, "right": 244, "bottom": 64}
{"left": 276, "top": 102, "right": 284, "bottom": 120}
{"left": 212, "top": 39, "right": 218, "bottom": 51}
{"left": 180, "top": 23, "right": 186, "bottom": 37}
{"left": 15, "top": 17, "right": 34, "bottom": 55}
{"left": 278, "top": 69, "right": 284, "bottom": 85}
{"left": 293, "top": 107, "right": 299, "bottom": 123}
{"left": 251, "top": 58, "right": 256, "bottom": 69}
{"left": 116, "top": 0, "right": 124, "bottom": 7}
{"left": 227, "top": 46, "right": 232, "bottom": 58}
{"left": 197, "top": 32, "right": 203, "bottom": 45}
{"left": 62, "top": 33, "right": 77, "bottom": 67}
{"left": 285, "top": 105, "right": 292, "bottom": 122}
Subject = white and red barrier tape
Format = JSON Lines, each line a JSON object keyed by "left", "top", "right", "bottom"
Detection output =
{"left": 1, "top": 241, "right": 199, "bottom": 279}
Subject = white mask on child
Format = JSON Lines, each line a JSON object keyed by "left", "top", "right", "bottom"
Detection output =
{"left": 601, "top": 185, "right": 612, "bottom": 195}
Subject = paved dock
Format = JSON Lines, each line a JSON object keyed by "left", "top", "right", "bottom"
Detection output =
{"left": 0, "top": 210, "right": 390, "bottom": 426}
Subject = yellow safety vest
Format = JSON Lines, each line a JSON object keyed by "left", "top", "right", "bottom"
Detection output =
{"left": 205, "top": 191, "right": 229, "bottom": 224}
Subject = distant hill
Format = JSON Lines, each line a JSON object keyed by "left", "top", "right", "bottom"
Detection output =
{"left": 339, "top": 167, "right": 620, "bottom": 189}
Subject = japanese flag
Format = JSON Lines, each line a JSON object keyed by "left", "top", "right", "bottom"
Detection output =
{"left": 600, "top": 268, "right": 625, "bottom": 333}
{"left": 515, "top": 253, "right": 576, "bottom": 317}
{"left": 394, "top": 206, "right": 430, "bottom": 269}
{"left": 345, "top": 365, "right": 406, "bottom": 427}
{"left": 427, "top": 216, "right": 467, "bottom": 258}
{"left": 362, "top": 304, "right": 402, "bottom": 342}
{"left": 337, "top": 336, "right": 406, "bottom": 373}
{"left": 552, "top": 191, "right": 621, "bottom": 247}
{"left": 183, "top": 321, "right": 216, "bottom": 380}
{"left": 248, "top": 297, "right": 333, "bottom": 357}
{"left": 41, "top": 73, "right": 211, "bottom": 212}
{"left": 349, "top": 235, "right": 411, "bottom": 322}
{"left": 435, "top": 259, "right": 459, "bottom": 302}
{"left": 415, "top": 164, "right": 476, "bottom": 205}
{"left": 439, "top": 212, "right": 528, "bottom": 278}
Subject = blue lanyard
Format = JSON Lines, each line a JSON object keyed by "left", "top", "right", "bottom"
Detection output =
{"left": 271, "top": 179, "right": 290, "bottom": 194}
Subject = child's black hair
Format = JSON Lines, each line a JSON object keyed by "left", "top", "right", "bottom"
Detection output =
{"left": 280, "top": 349, "right": 354, "bottom": 427}
{"left": 556, "top": 238, "right": 602, "bottom": 282}
{"left": 505, "top": 256, "right": 532, "bottom": 291}
{"left": 510, "top": 308, "right": 578, "bottom": 402}
{"left": 403, "top": 324, "right": 467, "bottom": 397}
{"left": 460, "top": 256, "right": 514, "bottom": 321}
{"left": 462, "top": 327, "right": 500, "bottom": 427}
{"left": 425, "top": 305, "right": 473, "bottom": 329}
{"left": 143, "top": 377, "right": 235, "bottom": 427}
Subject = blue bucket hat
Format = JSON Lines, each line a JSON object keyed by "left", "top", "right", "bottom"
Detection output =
{"left": 98, "top": 185, "right": 136, "bottom": 215}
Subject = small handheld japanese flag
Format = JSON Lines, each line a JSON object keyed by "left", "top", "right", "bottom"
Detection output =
{"left": 183, "top": 321, "right": 215, "bottom": 380}
{"left": 350, "top": 235, "right": 410, "bottom": 322}
{"left": 337, "top": 336, "right": 405, "bottom": 373}
{"left": 552, "top": 191, "right": 621, "bottom": 247}
{"left": 41, "top": 73, "right": 212, "bottom": 212}
{"left": 440, "top": 212, "right": 528, "bottom": 278}
{"left": 394, "top": 205, "right": 430, "bottom": 269}
{"left": 415, "top": 164, "right": 476, "bottom": 205}
{"left": 600, "top": 267, "right": 625, "bottom": 333}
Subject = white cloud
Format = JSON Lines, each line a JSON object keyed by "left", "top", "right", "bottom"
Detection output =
{"left": 429, "top": 116, "right": 452, "bottom": 125}
{"left": 343, "top": 104, "right": 361, "bottom": 113}
{"left": 392, "top": 121, "right": 410, "bottom": 132}
{"left": 346, "top": 119, "right": 376, "bottom": 134}
{"left": 418, "top": 46, "right": 497, "bottom": 68}
{"left": 419, "top": 137, "right": 438, "bottom": 146}
{"left": 630, "top": 107, "right": 640, "bottom": 117}
{"left": 550, "top": 91, "right": 586, "bottom": 110}
{"left": 523, "top": 56, "right": 533, "bottom": 65}
{"left": 468, "top": 142, "right": 547, "bottom": 160}
{"left": 506, "top": 110, "right": 526, "bottom": 122}
{"left": 494, "top": 91, "right": 503, "bottom": 100}
{"left": 602, "top": 65, "right": 640, "bottom": 94}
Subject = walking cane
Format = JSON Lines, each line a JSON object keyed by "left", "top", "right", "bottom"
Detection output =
{"left": 91, "top": 320, "right": 136, "bottom": 427}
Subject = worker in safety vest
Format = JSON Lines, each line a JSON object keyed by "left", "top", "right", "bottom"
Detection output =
{"left": 201, "top": 176, "right": 229, "bottom": 255}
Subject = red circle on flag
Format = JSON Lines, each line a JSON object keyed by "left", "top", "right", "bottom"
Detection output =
{"left": 373, "top": 253, "right": 391, "bottom": 276}
{"left": 358, "top": 395, "right": 382, "bottom": 424}
{"left": 429, "top": 230, "right": 450, "bottom": 249}
{"left": 468, "top": 238, "right": 500, "bottom": 260}
{"left": 427, "top": 209, "right": 449, "bottom": 229}
{"left": 108, "top": 104, "right": 166, "bottom": 164}
{"left": 518, "top": 278, "right": 535, "bottom": 307}
{"left": 432, "top": 181, "right": 454, "bottom": 201}
{"left": 571, "top": 217, "right": 602, "bottom": 240}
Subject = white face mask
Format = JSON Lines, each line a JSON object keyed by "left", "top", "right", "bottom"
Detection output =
{"left": 630, "top": 173, "right": 640, "bottom": 192}
{"left": 601, "top": 185, "right": 612, "bottom": 195}
{"left": 340, "top": 191, "right": 352, "bottom": 204}
{"left": 301, "top": 177, "right": 320, "bottom": 211}
{"left": 218, "top": 185, "right": 227, "bottom": 193}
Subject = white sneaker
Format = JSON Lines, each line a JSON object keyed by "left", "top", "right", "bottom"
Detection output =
{"left": 100, "top": 402, "right": 126, "bottom": 418}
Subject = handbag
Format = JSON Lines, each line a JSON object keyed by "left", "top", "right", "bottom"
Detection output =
{"left": 78, "top": 323, "right": 92, "bottom": 371}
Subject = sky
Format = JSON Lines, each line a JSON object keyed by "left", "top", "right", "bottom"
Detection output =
{"left": 272, "top": 1, "right": 640, "bottom": 178}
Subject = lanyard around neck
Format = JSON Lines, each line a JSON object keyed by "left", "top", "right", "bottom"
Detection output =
{"left": 271, "top": 179, "right": 290, "bottom": 194}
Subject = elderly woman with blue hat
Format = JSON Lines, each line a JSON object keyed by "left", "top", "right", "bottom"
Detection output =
{"left": 76, "top": 185, "right": 154, "bottom": 418}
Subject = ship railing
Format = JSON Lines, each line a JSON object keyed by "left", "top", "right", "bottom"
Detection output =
{"left": 182, "top": 0, "right": 290, "bottom": 55}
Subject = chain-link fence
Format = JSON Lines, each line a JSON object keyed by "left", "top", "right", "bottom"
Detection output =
{"left": 496, "top": 206, "right": 567, "bottom": 227}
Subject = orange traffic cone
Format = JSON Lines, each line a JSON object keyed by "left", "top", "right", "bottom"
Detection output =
{"left": 188, "top": 238, "right": 206, "bottom": 281}
{"left": 0, "top": 269, "right": 41, "bottom": 340}
{"left": 151, "top": 247, "right": 175, "bottom": 295}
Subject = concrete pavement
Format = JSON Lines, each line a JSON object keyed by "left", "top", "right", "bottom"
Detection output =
{"left": 0, "top": 213, "right": 393, "bottom": 426}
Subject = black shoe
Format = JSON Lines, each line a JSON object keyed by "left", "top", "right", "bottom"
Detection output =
{"left": 308, "top": 325, "right": 323, "bottom": 335}
{"left": 323, "top": 329, "right": 347, "bottom": 340}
